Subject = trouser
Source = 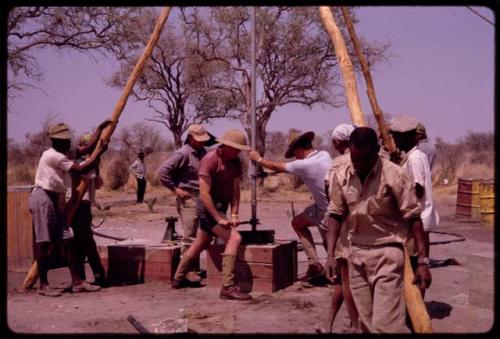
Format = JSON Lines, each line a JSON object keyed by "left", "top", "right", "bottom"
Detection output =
{"left": 136, "top": 178, "right": 146, "bottom": 202}
{"left": 347, "top": 243, "right": 409, "bottom": 333}
{"left": 72, "top": 200, "right": 106, "bottom": 281}
{"left": 177, "top": 195, "right": 200, "bottom": 270}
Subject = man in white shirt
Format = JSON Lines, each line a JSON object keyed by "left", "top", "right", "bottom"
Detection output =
{"left": 129, "top": 152, "right": 147, "bottom": 203}
{"left": 390, "top": 116, "right": 439, "bottom": 296}
{"left": 249, "top": 131, "right": 332, "bottom": 284}
{"left": 28, "top": 121, "right": 109, "bottom": 296}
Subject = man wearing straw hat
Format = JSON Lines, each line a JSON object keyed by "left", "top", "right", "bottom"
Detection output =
{"left": 249, "top": 130, "right": 332, "bottom": 285}
{"left": 158, "top": 124, "right": 215, "bottom": 284}
{"left": 70, "top": 132, "right": 108, "bottom": 288}
{"left": 172, "top": 129, "right": 252, "bottom": 300}
{"left": 28, "top": 120, "right": 110, "bottom": 296}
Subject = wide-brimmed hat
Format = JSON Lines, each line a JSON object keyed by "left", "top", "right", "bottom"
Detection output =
{"left": 285, "top": 131, "right": 315, "bottom": 159}
{"left": 187, "top": 124, "right": 211, "bottom": 142}
{"left": 389, "top": 115, "right": 419, "bottom": 133}
{"left": 47, "top": 123, "right": 71, "bottom": 140}
{"left": 215, "top": 129, "right": 251, "bottom": 151}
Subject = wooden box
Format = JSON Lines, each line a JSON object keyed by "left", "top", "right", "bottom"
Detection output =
{"left": 7, "top": 186, "right": 34, "bottom": 272}
{"left": 206, "top": 241, "right": 297, "bottom": 294}
{"left": 98, "top": 244, "right": 181, "bottom": 285}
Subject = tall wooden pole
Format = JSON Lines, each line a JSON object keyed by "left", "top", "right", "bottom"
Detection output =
{"left": 318, "top": 6, "right": 366, "bottom": 127}
{"left": 18, "top": 7, "right": 172, "bottom": 292}
{"left": 340, "top": 7, "right": 398, "bottom": 157}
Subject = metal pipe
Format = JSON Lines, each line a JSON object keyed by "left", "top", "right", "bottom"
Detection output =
{"left": 250, "top": 6, "right": 257, "bottom": 232}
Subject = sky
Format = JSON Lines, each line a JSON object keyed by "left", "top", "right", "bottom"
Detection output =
{"left": 6, "top": 6, "right": 495, "bottom": 146}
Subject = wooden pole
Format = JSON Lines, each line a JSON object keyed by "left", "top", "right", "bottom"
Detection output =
{"left": 339, "top": 7, "right": 398, "bottom": 156}
{"left": 17, "top": 261, "right": 38, "bottom": 292}
{"left": 19, "top": 7, "right": 172, "bottom": 291}
{"left": 318, "top": 6, "right": 366, "bottom": 127}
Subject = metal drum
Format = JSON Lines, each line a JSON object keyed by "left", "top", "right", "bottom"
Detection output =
{"left": 456, "top": 178, "right": 482, "bottom": 219}
{"left": 479, "top": 179, "right": 494, "bottom": 226}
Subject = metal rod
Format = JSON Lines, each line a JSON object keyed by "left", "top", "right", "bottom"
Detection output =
{"left": 250, "top": 6, "right": 257, "bottom": 232}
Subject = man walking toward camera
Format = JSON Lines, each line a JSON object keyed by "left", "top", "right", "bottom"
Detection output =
{"left": 326, "top": 127, "right": 431, "bottom": 333}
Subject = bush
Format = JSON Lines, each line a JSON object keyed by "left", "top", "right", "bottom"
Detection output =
{"left": 8, "top": 164, "right": 35, "bottom": 185}
{"left": 106, "top": 156, "right": 130, "bottom": 190}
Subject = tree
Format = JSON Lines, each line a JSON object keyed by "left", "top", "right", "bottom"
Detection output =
{"left": 107, "top": 11, "right": 211, "bottom": 148}
{"left": 181, "top": 7, "right": 389, "bottom": 156}
{"left": 7, "top": 7, "right": 147, "bottom": 95}
{"left": 114, "top": 122, "right": 173, "bottom": 161}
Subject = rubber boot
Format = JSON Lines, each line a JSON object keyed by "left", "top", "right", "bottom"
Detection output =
{"left": 219, "top": 254, "right": 251, "bottom": 300}
{"left": 172, "top": 254, "right": 197, "bottom": 289}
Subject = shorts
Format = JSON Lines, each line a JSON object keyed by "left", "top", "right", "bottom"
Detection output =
{"left": 301, "top": 204, "right": 327, "bottom": 231}
{"left": 28, "top": 187, "right": 73, "bottom": 243}
{"left": 196, "top": 199, "right": 228, "bottom": 236}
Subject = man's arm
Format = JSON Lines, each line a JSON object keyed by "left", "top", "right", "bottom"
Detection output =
{"left": 230, "top": 177, "right": 241, "bottom": 227}
{"left": 199, "top": 175, "right": 229, "bottom": 227}
{"left": 76, "top": 119, "right": 113, "bottom": 157}
{"left": 409, "top": 217, "right": 432, "bottom": 290}
{"left": 157, "top": 152, "right": 191, "bottom": 198}
{"left": 249, "top": 150, "right": 287, "bottom": 173}
{"left": 70, "top": 140, "right": 108, "bottom": 174}
{"left": 325, "top": 213, "right": 343, "bottom": 282}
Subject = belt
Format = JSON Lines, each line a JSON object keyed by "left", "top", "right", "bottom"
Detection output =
{"left": 352, "top": 242, "right": 403, "bottom": 250}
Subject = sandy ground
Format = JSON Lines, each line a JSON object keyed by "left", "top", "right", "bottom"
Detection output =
{"left": 5, "top": 188, "right": 495, "bottom": 335}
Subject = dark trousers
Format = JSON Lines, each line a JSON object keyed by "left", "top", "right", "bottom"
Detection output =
{"left": 136, "top": 178, "right": 146, "bottom": 203}
{"left": 72, "top": 201, "right": 105, "bottom": 281}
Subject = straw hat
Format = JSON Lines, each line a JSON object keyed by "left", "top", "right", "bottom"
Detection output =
{"left": 79, "top": 133, "right": 93, "bottom": 146}
{"left": 285, "top": 131, "right": 315, "bottom": 159}
{"left": 187, "top": 124, "right": 211, "bottom": 142}
{"left": 47, "top": 123, "right": 71, "bottom": 140}
{"left": 216, "top": 129, "right": 250, "bottom": 151}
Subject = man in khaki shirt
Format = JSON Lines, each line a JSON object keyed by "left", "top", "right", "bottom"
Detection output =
{"left": 326, "top": 127, "right": 431, "bottom": 333}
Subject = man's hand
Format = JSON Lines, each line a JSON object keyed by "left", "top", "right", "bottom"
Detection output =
{"left": 98, "top": 119, "right": 113, "bottom": 131}
{"left": 325, "top": 255, "right": 338, "bottom": 284}
{"left": 217, "top": 216, "right": 231, "bottom": 229}
{"left": 249, "top": 149, "right": 262, "bottom": 162}
{"left": 230, "top": 215, "right": 240, "bottom": 228}
{"left": 174, "top": 187, "right": 192, "bottom": 199}
{"left": 413, "top": 265, "right": 432, "bottom": 290}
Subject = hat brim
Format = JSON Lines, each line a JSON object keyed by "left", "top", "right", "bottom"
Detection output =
{"left": 191, "top": 133, "right": 211, "bottom": 142}
{"left": 285, "top": 131, "right": 315, "bottom": 159}
{"left": 215, "top": 138, "right": 251, "bottom": 151}
{"left": 49, "top": 130, "right": 72, "bottom": 140}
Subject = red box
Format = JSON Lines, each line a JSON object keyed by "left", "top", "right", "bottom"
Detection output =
{"left": 97, "top": 244, "right": 181, "bottom": 284}
{"left": 206, "top": 241, "right": 297, "bottom": 293}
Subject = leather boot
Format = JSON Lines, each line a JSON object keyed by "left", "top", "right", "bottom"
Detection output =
{"left": 221, "top": 254, "right": 236, "bottom": 287}
{"left": 172, "top": 254, "right": 199, "bottom": 289}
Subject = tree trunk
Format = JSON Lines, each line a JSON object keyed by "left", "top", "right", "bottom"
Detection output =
{"left": 318, "top": 6, "right": 366, "bottom": 127}
{"left": 340, "top": 7, "right": 398, "bottom": 157}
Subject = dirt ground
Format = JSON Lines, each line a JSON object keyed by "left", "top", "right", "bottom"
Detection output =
{"left": 4, "top": 187, "right": 495, "bottom": 335}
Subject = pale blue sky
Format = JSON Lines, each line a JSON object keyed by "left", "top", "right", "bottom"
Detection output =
{"left": 7, "top": 6, "right": 495, "bottom": 145}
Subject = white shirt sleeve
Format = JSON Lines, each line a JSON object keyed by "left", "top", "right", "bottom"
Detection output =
{"left": 53, "top": 152, "right": 74, "bottom": 172}
{"left": 407, "top": 153, "right": 427, "bottom": 187}
{"left": 284, "top": 159, "right": 306, "bottom": 176}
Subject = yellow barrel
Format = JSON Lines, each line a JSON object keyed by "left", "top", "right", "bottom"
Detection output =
{"left": 479, "top": 179, "right": 494, "bottom": 226}
{"left": 7, "top": 185, "right": 34, "bottom": 272}
{"left": 456, "top": 178, "right": 482, "bottom": 219}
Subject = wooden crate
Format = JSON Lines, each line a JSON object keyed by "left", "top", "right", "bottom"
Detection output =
{"left": 98, "top": 244, "right": 181, "bottom": 285}
{"left": 7, "top": 186, "right": 34, "bottom": 272}
{"left": 206, "top": 241, "right": 297, "bottom": 294}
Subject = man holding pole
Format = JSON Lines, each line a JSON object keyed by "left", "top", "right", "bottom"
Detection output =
{"left": 326, "top": 127, "right": 431, "bottom": 333}
{"left": 249, "top": 131, "right": 332, "bottom": 284}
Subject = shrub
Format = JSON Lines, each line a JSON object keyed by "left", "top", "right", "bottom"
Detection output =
{"left": 106, "top": 156, "right": 130, "bottom": 190}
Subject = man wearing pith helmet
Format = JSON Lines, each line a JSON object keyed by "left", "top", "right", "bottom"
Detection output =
{"left": 249, "top": 130, "right": 332, "bottom": 285}
{"left": 158, "top": 123, "right": 216, "bottom": 284}
{"left": 172, "top": 128, "right": 253, "bottom": 301}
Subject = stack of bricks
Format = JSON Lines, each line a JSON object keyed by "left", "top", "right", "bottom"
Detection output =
{"left": 467, "top": 251, "right": 493, "bottom": 309}
{"left": 97, "top": 243, "right": 181, "bottom": 284}
{"left": 205, "top": 240, "right": 297, "bottom": 294}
